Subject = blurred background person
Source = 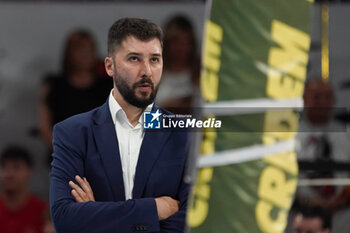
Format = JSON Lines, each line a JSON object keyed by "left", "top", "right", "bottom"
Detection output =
{"left": 295, "top": 78, "right": 350, "bottom": 204}
{"left": 292, "top": 205, "right": 332, "bottom": 233}
{"left": 39, "top": 30, "right": 112, "bottom": 158}
{"left": 0, "top": 145, "right": 51, "bottom": 233}
{"left": 327, "top": 185, "right": 350, "bottom": 212}
{"left": 155, "top": 15, "right": 200, "bottom": 114}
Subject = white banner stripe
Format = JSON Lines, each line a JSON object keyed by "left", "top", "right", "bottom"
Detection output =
{"left": 202, "top": 98, "right": 303, "bottom": 116}
{"left": 197, "top": 139, "right": 295, "bottom": 168}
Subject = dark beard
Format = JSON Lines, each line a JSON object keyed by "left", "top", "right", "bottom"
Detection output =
{"left": 113, "top": 73, "right": 158, "bottom": 108}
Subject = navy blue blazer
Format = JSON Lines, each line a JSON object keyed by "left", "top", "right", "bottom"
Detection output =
{"left": 49, "top": 101, "right": 190, "bottom": 233}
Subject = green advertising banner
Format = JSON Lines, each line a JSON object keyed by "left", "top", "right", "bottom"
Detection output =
{"left": 187, "top": 0, "right": 313, "bottom": 232}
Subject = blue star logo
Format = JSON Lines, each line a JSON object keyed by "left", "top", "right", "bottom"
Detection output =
{"left": 143, "top": 110, "right": 162, "bottom": 129}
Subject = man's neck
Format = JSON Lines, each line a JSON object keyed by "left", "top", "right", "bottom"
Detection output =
{"left": 1, "top": 189, "right": 29, "bottom": 211}
{"left": 113, "top": 88, "right": 145, "bottom": 127}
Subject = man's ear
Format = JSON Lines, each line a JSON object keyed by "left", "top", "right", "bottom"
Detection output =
{"left": 105, "top": 57, "right": 114, "bottom": 77}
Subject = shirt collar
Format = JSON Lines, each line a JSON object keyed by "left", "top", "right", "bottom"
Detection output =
{"left": 108, "top": 89, "right": 154, "bottom": 127}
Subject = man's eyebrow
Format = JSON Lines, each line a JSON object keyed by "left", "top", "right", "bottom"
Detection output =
{"left": 151, "top": 53, "right": 162, "bottom": 57}
{"left": 127, "top": 52, "right": 141, "bottom": 56}
{"left": 126, "top": 52, "right": 162, "bottom": 57}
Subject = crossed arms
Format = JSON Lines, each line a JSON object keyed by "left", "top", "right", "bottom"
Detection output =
{"left": 69, "top": 175, "right": 179, "bottom": 221}
{"left": 50, "top": 123, "right": 189, "bottom": 233}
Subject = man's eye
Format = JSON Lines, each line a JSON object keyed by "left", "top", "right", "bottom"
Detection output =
{"left": 151, "top": 57, "right": 159, "bottom": 62}
{"left": 129, "top": 56, "right": 139, "bottom": 62}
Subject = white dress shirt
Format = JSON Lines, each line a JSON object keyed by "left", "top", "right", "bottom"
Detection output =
{"left": 108, "top": 90, "right": 153, "bottom": 200}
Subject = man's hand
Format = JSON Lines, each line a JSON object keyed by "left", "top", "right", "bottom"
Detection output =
{"left": 69, "top": 176, "right": 179, "bottom": 220}
{"left": 69, "top": 175, "right": 95, "bottom": 202}
{"left": 155, "top": 196, "right": 179, "bottom": 220}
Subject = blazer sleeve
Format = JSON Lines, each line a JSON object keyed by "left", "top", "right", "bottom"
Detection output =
{"left": 50, "top": 122, "right": 160, "bottom": 233}
{"left": 159, "top": 178, "right": 190, "bottom": 233}
{"left": 159, "top": 132, "right": 191, "bottom": 233}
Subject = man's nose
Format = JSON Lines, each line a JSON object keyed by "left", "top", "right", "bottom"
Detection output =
{"left": 141, "top": 61, "right": 153, "bottom": 77}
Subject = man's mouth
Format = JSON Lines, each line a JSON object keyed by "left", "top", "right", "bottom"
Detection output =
{"left": 137, "top": 82, "right": 152, "bottom": 91}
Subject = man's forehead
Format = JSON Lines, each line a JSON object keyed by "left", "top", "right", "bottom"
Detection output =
{"left": 119, "top": 36, "right": 162, "bottom": 54}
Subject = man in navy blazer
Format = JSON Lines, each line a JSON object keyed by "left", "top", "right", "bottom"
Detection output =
{"left": 50, "top": 18, "right": 190, "bottom": 233}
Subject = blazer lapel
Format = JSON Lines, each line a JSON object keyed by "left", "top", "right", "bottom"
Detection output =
{"left": 92, "top": 102, "right": 125, "bottom": 201}
{"left": 133, "top": 105, "right": 171, "bottom": 198}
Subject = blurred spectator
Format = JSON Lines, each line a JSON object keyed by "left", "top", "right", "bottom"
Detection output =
{"left": 296, "top": 78, "right": 350, "bottom": 202}
{"left": 327, "top": 185, "right": 350, "bottom": 212}
{"left": 303, "top": 78, "right": 335, "bottom": 128}
{"left": 0, "top": 145, "right": 53, "bottom": 233}
{"left": 292, "top": 205, "right": 332, "bottom": 233}
{"left": 39, "top": 30, "right": 112, "bottom": 152}
{"left": 155, "top": 15, "right": 200, "bottom": 113}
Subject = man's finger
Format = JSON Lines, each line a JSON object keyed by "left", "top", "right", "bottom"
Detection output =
{"left": 71, "top": 189, "right": 84, "bottom": 202}
{"left": 75, "top": 176, "right": 90, "bottom": 192}
{"left": 83, "top": 177, "right": 95, "bottom": 201}
{"left": 75, "top": 176, "right": 94, "bottom": 201}
{"left": 69, "top": 181, "right": 88, "bottom": 200}
{"left": 76, "top": 176, "right": 92, "bottom": 194}
{"left": 68, "top": 180, "right": 81, "bottom": 191}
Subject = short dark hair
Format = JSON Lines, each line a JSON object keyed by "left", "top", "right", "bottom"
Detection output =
{"left": 107, "top": 18, "right": 163, "bottom": 55}
{"left": 298, "top": 205, "right": 332, "bottom": 230}
{"left": 0, "top": 145, "right": 33, "bottom": 168}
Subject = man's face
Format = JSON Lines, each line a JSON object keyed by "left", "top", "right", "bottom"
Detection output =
{"left": 105, "top": 36, "right": 163, "bottom": 108}
{"left": 168, "top": 30, "right": 193, "bottom": 62}
{"left": 304, "top": 80, "right": 334, "bottom": 109}
{"left": 0, "top": 160, "right": 31, "bottom": 193}
{"left": 303, "top": 80, "right": 335, "bottom": 125}
{"left": 70, "top": 38, "right": 96, "bottom": 71}
{"left": 293, "top": 214, "right": 330, "bottom": 233}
